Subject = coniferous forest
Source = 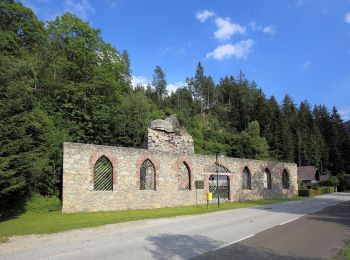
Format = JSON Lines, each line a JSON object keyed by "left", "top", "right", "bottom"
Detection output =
{"left": 1, "top": 1, "right": 350, "bottom": 213}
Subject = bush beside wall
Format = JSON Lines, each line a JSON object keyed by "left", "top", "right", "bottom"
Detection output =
{"left": 25, "top": 194, "right": 61, "bottom": 213}
{"left": 319, "top": 186, "right": 335, "bottom": 194}
{"left": 298, "top": 186, "right": 335, "bottom": 197}
{"left": 298, "top": 189, "right": 311, "bottom": 197}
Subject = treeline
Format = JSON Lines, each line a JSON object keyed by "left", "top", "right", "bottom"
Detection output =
{"left": 0, "top": 1, "right": 349, "bottom": 213}
{"left": 142, "top": 62, "right": 350, "bottom": 175}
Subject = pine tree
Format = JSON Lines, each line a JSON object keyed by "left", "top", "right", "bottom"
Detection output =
{"left": 152, "top": 65, "right": 167, "bottom": 99}
{"left": 264, "top": 96, "right": 284, "bottom": 160}
{"left": 187, "top": 62, "right": 207, "bottom": 114}
{"left": 281, "top": 95, "right": 297, "bottom": 162}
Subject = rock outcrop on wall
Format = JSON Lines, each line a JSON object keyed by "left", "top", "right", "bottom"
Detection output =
{"left": 141, "top": 115, "right": 195, "bottom": 154}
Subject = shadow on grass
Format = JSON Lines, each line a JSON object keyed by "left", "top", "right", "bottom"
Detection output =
{"left": 0, "top": 197, "right": 27, "bottom": 222}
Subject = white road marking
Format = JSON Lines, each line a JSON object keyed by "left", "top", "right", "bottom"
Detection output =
{"left": 216, "top": 234, "right": 255, "bottom": 250}
{"left": 279, "top": 217, "right": 300, "bottom": 226}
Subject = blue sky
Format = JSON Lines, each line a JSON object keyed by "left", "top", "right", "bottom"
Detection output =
{"left": 21, "top": 0, "right": 350, "bottom": 120}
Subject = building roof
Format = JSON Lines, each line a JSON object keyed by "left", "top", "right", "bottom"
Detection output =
{"left": 319, "top": 174, "right": 330, "bottom": 181}
{"left": 297, "top": 166, "right": 317, "bottom": 181}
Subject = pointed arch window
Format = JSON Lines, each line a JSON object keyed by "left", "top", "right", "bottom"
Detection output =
{"left": 264, "top": 168, "right": 272, "bottom": 189}
{"left": 140, "top": 159, "right": 156, "bottom": 190}
{"left": 242, "top": 167, "right": 252, "bottom": 190}
{"left": 282, "top": 170, "right": 290, "bottom": 189}
{"left": 94, "top": 156, "right": 113, "bottom": 191}
{"left": 178, "top": 162, "right": 191, "bottom": 190}
{"left": 204, "top": 163, "right": 230, "bottom": 173}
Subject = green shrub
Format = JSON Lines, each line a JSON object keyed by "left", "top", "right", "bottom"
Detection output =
{"left": 298, "top": 189, "right": 311, "bottom": 197}
{"left": 319, "top": 186, "right": 335, "bottom": 194}
{"left": 310, "top": 189, "right": 321, "bottom": 196}
{"left": 337, "top": 240, "right": 350, "bottom": 260}
{"left": 298, "top": 186, "right": 335, "bottom": 197}
{"left": 25, "top": 194, "right": 61, "bottom": 213}
{"left": 298, "top": 181, "right": 307, "bottom": 190}
{"left": 320, "top": 176, "right": 339, "bottom": 187}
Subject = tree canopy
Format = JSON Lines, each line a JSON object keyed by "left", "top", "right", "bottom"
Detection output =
{"left": 1, "top": 1, "right": 349, "bottom": 214}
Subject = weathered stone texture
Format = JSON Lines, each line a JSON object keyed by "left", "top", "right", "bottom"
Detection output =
{"left": 62, "top": 142, "right": 297, "bottom": 213}
{"left": 149, "top": 119, "right": 174, "bottom": 133}
{"left": 141, "top": 116, "right": 195, "bottom": 154}
{"left": 142, "top": 128, "right": 195, "bottom": 154}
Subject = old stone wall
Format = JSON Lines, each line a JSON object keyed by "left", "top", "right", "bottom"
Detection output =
{"left": 141, "top": 116, "right": 195, "bottom": 154}
{"left": 62, "top": 142, "right": 297, "bottom": 213}
{"left": 142, "top": 128, "right": 195, "bottom": 154}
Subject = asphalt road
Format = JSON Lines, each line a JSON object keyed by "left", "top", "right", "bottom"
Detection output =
{"left": 195, "top": 197, "right": 350, "bottom": 260}
{"left": 1, "top": 193, "right": 349, "bottom": 260}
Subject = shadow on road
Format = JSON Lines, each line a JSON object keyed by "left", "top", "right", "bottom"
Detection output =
{"left": 306, "top": 201, "right": 350, "bottom": 228}
{"left": 145, "top": 195, "right": 350, "bottom": 260}
{"left": 146, "top": 233, "right": 223, "bottom": 259}
{"left": 192, "top": 243, "right": 312, "bottom": 260}
{"left": 252, "top": 193, "right": 350, "bottom": 216}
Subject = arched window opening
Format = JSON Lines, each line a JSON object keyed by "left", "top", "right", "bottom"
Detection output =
{"left": 205, "top": 163, "right": 231, "bottom": 173}
{"left": 94, "top": 156, "right": 113, "bottom": 191}
{"left": 140, "top": 159, "right": 156, "bottom": 190}
{"left": 264, "top": 168, "right": 272, "bottom": 189}
{"left": 209, "top": 175, "right": 230, "bottom": 201}
{"left": 282, "top": 170, "right": 290, "bottom": 189}
{"left": 178, "top": 162, "right": 191, "bottom": 190}
{"left": 242, "top": 167, "right": 251, "bottom": 190}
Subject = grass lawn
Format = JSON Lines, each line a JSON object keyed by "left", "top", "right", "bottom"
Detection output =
{"left": 338, "top": 241, "right": 350, "bottom": 260}
{"left": 0, "top": 197, "right": 303, "bottom": 243}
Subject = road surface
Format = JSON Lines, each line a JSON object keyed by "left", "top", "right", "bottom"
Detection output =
{"left": 0, "top": 193, "right": 349, "bottom": 260}
{"left": 195, "top": 198, "right": 350, "bottom": 259}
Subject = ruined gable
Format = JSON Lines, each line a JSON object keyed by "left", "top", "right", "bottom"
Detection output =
{"left": 141, "top": 115, "right": 195, "bottom": 154}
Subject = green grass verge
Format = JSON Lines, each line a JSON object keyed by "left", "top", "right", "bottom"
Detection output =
{"left": 0, "top": 197, "right": 303, "bottom": 242}
{"left": 337, "top": 241, "right": 350, "bottom": 260}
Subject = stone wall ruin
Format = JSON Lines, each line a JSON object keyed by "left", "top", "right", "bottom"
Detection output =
{"left": 62, "top": 115, "right": 297, "bottom": 213}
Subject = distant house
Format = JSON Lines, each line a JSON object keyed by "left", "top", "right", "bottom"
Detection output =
{"left": 297, "top": 166, "right": 329, "bottom": 189}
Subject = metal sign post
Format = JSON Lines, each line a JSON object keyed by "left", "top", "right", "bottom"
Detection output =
{"left": 216, "top": 152, "right": 220, "bottom": 208}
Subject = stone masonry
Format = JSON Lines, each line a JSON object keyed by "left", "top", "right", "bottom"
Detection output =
{"left": 62, "top": 116, "right": 298, "bottom": 213}
{"left": 141, "top": 116, "right": 195, "bottom": 154}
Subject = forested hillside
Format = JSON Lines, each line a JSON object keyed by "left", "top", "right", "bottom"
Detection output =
{"left": 1, "top": 1, "right": 349, "bottom": 212}
{"left": 346, "top": 121, "right": 350, "bottom": 135}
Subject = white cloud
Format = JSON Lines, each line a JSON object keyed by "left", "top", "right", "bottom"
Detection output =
{"left": 262, "top": 26, "right": 275, "bottom": 34}
{"left": 131, "top": 75, "right": 149, "bottom": 88}
{"left": 206, "top": 39, "right": 254, "bottom": 60}
{"left": 167, "top": 81, "right": 187, "bottom": 93}
{"left": 161, "top": 46, "right": 171, "bottom": 55}
{"left": 250, "top": 22, "right": 276, "bottom": 34}
{"left": 339, "top": 106, "right": 350, "bottom": 121}
{"left": 303, "top": 60, "right": 311, "bottom": 69}
{"left": 64, "top": 0, "right": 94, "bottom": 20}
{"left": 131, "top": 77, "right": 186, "bottom": 93}
{"left": 345, "top": 12, "right": 350, "bottom": 24}
{"left": 105, "top": 0, "right": 118, "bottom": 8}
{"left": 214, "top": 17, "right": 245, "bottom": 41}
{"left": 250, "top": 21, "right": 259, "bottom": 31}
{"left": 296, "top": 0, "right": 305, "bottom": 8}
{"left": 196, "top": 10, "right": 215, "bottom": 23}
